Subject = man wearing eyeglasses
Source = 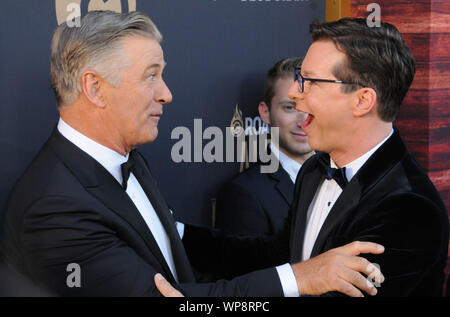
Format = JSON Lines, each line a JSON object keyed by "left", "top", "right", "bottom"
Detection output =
{"left": 284, "top": 18, "right": 448, "bottom": 296}
{"left": 156, "top": 18, "right": 448, "bottom": 297}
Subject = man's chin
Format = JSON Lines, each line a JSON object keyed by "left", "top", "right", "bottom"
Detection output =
{"left": 136, "top": 129, "right": 159, "bottom": 146}
{"left": 307, "top": 140, "right": 324, "bottom": 153}
{"left": 147, "top": 131, "right": 159, "bottom": 143}
{"left": 284, "top": 138, "right": 312, "bottom": 153}
{"left": 282, "top": 143, "right": 313, "bottom": 158}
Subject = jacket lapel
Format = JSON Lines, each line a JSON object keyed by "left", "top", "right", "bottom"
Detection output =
{"left": 48, "top": 129, "right": 178, "bottom": 283}
{"left": 85, "top": 182, "right": 177, "bottom": 282}
{"left": 132, "top": 152, "right": 196, "bottom": 283}
{"left": 309, "top": 179, "right": 362, "bottom": 258}
{"left": 290, "top": 157, "right": 324, "bottom": 263}
{"left": 309, "top": 128, "right": 407, "bottom": 258}
{"left": 269, "top": 167, "right": 294, "bottom": 205}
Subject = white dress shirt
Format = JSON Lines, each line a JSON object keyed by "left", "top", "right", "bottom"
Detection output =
{"left": 57, "top": 118, "right": 179, "bottom": 282}
{"left": 276, "top": 130, "right": 394, "bottom": 296}
{"left": 270, "top": 143, "right": 303, "bottom": 184}
{"left": 302, "top": 129, "right": 394, "bottom": 261}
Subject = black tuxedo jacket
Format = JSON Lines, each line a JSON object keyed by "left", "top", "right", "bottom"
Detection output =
{"left": 184, "top": 128, "right": 449, "bottom": 296}
{"left": 1, "top": 129, "right": 284, "bottom": 297}
{"left": 215, "top": 162, "right": 294, "bottom": 235}
{"left": 288, "top": 128, "right": 448, "bottom": 296}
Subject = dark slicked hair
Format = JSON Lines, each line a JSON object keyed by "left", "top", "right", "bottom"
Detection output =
{"left": 263, "top": 57, "right": 303, "bottom": 108}
{"left": 310, "top": 18, "right": 416, "bottom": 122}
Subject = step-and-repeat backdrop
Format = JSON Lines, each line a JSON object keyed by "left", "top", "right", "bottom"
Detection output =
{"left": 0, "top": 0, "right": 324, "bottom": 226}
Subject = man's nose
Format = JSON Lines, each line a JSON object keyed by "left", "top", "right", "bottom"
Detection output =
{"left": 158, "top": 79, "right": 173, "bottom": 104}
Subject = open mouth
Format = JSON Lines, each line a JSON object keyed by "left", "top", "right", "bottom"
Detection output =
{"left": 302, "top": 113, "right": 314, "bottom": 131}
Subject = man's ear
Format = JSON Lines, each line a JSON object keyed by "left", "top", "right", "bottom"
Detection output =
{"left": 81, "top": 70, "right": 107, "bottom": 108}
{"left": 258, "top": 101, "right": 271, "bottom": 125}
{"left": 352, "top": 87, "right": 377, "bottom": 117}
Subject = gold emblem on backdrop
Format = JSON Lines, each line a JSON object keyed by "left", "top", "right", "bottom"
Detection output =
{"left": 230, "top": 104, "right": 244, "bottom": 138}
{"left": 55, "top": 0, "right": 137, "bottom": 25}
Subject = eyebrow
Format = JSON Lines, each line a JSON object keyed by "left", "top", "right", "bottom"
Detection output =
{"left": 278, "top": 98, "right": 295, "bottom": 105}
{"left": 145, "top": 61, "right": 167, "bottom": 72}
{"left": 302, "top": 70, "right": 317, "bottom": 77}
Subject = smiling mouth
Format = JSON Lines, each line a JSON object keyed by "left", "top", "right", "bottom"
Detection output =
{"left": 292, "top": 129, "right": 307, "bottom": 135}
{"left": 291, "top": 130, "right": 307, "bottom": 137}
{"left": 291, "top": 130, "right": 308, "bottom": 142}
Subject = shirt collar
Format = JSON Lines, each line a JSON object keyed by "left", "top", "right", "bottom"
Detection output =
{"left": 330, "top": 129, "right": 394, "bottom": 182}
{"left": 270, "top": 142, "right": 302, "bottom": 183}
{"left": 57, "top": 118, "right": 129, "bottom": 184}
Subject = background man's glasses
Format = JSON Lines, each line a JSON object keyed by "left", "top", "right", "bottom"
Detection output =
{"left": 294, "top": 67, "right": 364, "bottom": 93}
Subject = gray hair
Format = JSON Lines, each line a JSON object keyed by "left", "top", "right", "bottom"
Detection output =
{"left": 50, "top": 10, "right": 162, "bottom": 109}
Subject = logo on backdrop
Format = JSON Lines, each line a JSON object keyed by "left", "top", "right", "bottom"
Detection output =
{"left": 229, "top": 104, "right": 271, "bottom": 173}
{"left": 230, "top": 104, "right": 269, "bottom": 138}
{"left": 170, "top": 104, "right": 278, "bottom": 174}
{"left": 230, "top": 105, "right": 244, "bottom": 138}
{"left": 55, "top": 0, "right": 137, "bottom": 25}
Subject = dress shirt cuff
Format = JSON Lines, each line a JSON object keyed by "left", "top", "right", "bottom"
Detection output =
{"left": 176, "top": 222, "right": 185, "bottom": 239}
{"left": 276, "top": 263, "right": 299, "bottom": 297}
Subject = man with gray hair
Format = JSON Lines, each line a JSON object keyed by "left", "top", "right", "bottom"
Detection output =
{"left": 1, "top": 11, "right": 384, "bottom": 297}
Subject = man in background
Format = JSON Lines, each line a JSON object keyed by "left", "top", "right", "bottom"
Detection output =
{"left": 215, "top": 57, "right": 314, "bottom": 235}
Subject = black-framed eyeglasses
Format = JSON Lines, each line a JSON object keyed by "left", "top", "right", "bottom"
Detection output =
{"left": 294, "top": 67, "right": 364, "bottom": 93}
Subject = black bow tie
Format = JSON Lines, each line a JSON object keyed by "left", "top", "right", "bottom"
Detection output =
{"left": 121, "top": 150, "right": 138, "bottom": 190}
{"left": 318, "top": 156, "right": 349, "bottom": 189}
